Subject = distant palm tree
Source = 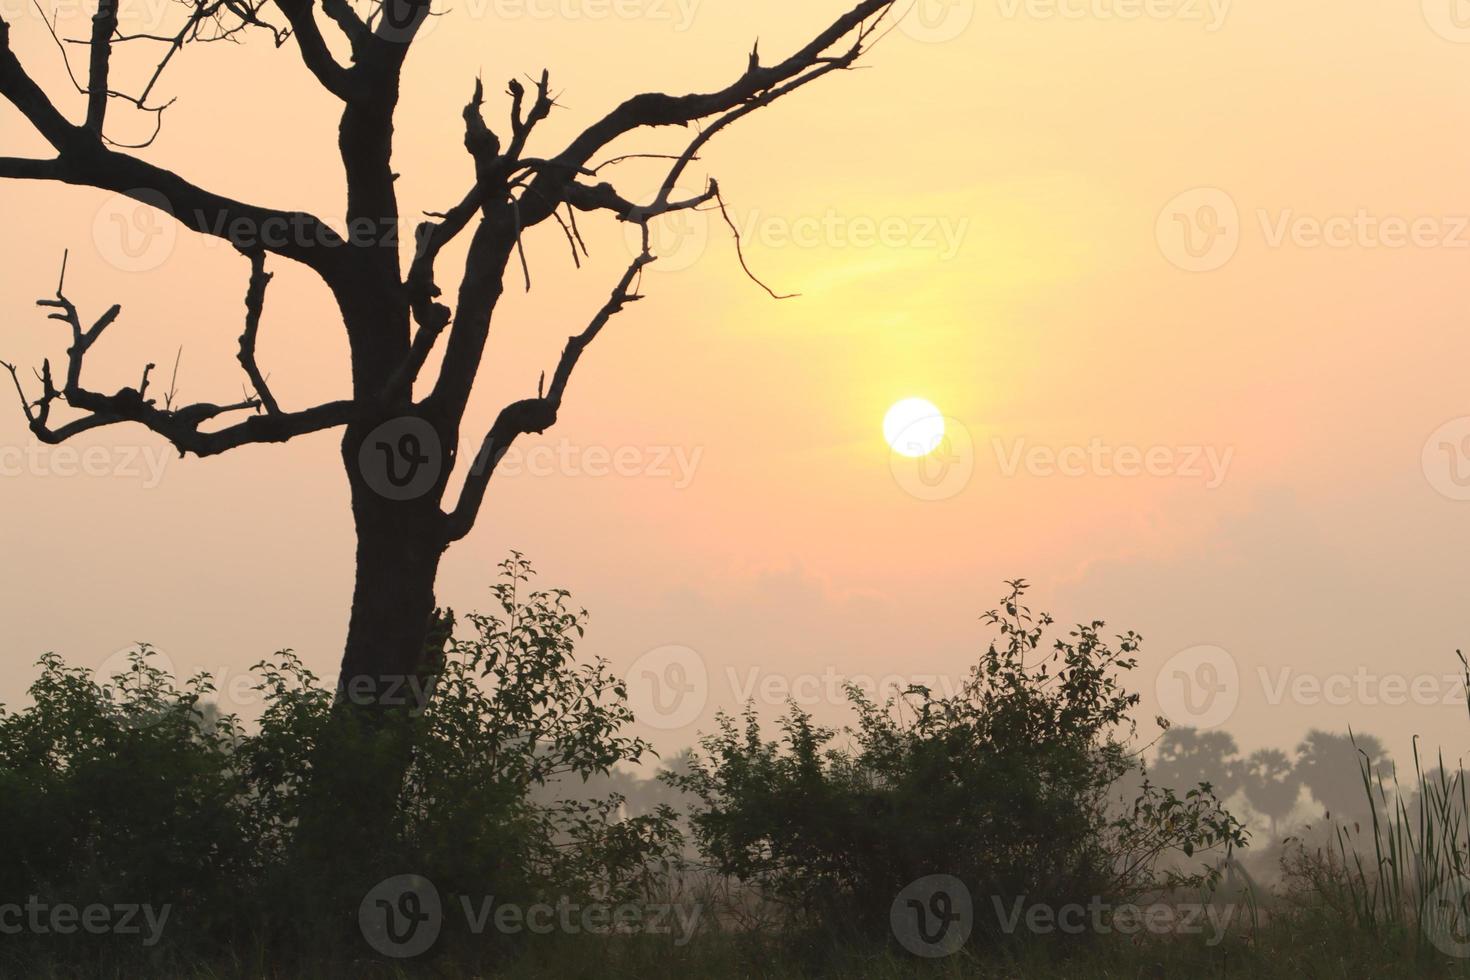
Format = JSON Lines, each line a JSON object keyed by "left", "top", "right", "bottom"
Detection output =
{"left": 1241, "top": 748, "right": 1300, "bottom": 837}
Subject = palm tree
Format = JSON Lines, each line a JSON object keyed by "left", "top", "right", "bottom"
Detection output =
{"left": 1241, "top": 748, "right": 1300, "bottom": 838}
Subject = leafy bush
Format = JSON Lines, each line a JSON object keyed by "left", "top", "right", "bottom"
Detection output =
{"left": 668, "top": 581, "right": 1248, "bottom": 948}
{"left": 0, "top": 555, "right": 678, "bottom": 971}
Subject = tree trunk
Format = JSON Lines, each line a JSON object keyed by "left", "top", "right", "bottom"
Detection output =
{"left": 334, "top": 416, "right": 452, "bottom": 708}
{"left": 337, "top": 495, "right": 445, "bottom": 707}
{"left": 297, "top": 420, "right": 453, "bottom": 882}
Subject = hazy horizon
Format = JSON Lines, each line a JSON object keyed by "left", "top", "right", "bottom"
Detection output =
{"left": 3, "top": 0, "right": 1470, "bottom": 773}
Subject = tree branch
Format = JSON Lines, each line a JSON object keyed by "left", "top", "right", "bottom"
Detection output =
{"left": 5, "top": 261, "right": 355, "bottom": 457}
{"left": 2, "top": 14, "right": 352, "bottom": 280}
{"left": 445, "top": 238, "right": 656, "bottom": 543}
{"left": 84, "top": 0, "right": 120, "bottom": 132}
{"left": 272, "top": 0, "right": 359, "bottom": 100}
{"left": 423, "top": 2, "right": 894, "bottom": 429}
{"left": 523, "top": 0, "right": 898, "bottom": 223}
{"left": 236, "top": 250, "right": 281, "bottom": 415}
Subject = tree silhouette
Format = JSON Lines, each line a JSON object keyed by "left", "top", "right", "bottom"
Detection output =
{"left": 1240, "top": 747, "right": 1299, "bottom": 838}
{"left": 1149, "top": 727, "right": 1242, "bottom": 799}
{"left": 1295, "top": 730, "right": 1391, "bottom": 825}
{"left": 0, "top": 1, "right": 900, "bottom": 706}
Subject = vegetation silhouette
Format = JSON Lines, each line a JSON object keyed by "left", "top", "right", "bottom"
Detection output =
{"left": 669, "top": 581, "right": 1246, "bottom": 949}
{"left": 5, "top": 564, "right": 1468, "bottom": 977}
{"left": 0, "top": 568, "right": 1251, "bottom": 973}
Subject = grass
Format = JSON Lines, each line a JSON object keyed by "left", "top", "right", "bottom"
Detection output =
{"left": 6, "top": 921, "right": 1470, "bottom": 980}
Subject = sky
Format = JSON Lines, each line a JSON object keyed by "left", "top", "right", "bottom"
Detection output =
{"left": 2, "top": 0, "right": 1470, "bottom": 772}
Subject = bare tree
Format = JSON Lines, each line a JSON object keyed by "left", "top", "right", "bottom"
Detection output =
{"left": 0, "top": 1, "right": 900, "bottom": 706}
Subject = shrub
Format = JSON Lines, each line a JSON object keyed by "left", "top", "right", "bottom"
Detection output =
{"left": 668, "top": 581, "right": 1248, "bottom": 949}
{"left": 0, "top": 555, "right": 678, "bottom": 971}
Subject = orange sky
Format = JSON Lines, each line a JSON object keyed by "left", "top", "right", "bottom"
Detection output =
{"left": 2, "top": 0, "right": 1470, "bottom": 768}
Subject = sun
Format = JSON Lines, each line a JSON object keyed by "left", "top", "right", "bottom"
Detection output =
{"left": 884, "top": 398, "right": 946, "bottom": 458}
